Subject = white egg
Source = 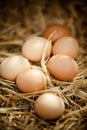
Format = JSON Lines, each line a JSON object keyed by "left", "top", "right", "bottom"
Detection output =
{"left": 22, "top": 36, "right": 52, "bottom": 62}
{"left": 0, "top": 55, "right": 30, "bottom": 81}
{"left": 34, "top": 93, "right": 65, "bottom": 120}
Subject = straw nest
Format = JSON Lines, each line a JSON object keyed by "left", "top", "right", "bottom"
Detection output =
{"left": 0, "top": 0, "right": 87, "bottom": 130}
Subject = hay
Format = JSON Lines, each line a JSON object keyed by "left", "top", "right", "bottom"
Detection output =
{"left": 0, "top": 0, "right": 87, "bottom": 130}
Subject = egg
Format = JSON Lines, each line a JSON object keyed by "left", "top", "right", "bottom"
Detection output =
{"left": 22, "top": 36, "right": 52, "bottom": 62}
{"left": 47, "top": 54, "right": 78, "bottom": 81}
{"left": 16, "top": 68, "right": 47, "bottom": 93}
{"left": 34, "top": 93, "right": 65, "bottom": 120}
{"left": 0, "top": 55, "right": 30, "bottom": 81}
{"left": 42, "top": 24, "right": 72, "bottom": 43}
{"left": 52, "top": 36, "right": 79, "bottom": 59}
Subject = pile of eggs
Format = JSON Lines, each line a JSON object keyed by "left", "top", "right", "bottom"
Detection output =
{"left": 0, "top": 24, "right": 79, "bottom": 120}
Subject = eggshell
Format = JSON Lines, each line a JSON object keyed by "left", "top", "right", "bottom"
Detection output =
{"left": 34, "top": 93, "right": 65, "bottom": 120}
{"left": 42, "top": 24, "right": 72, "bottom": 43}
{"left": 22, "top": 36, "right": 52, "bottom": 62}
{"left": 52, "top": 36, "right": 79, "bottom": 59}
{"left": 16, "top": 68, "right": 47, "bottom": 93}
{"left": 0, "top": 55, "right": 30, "bottom": 81}
{"left": 47, "top": 55, "right": 78, "bottom": 81}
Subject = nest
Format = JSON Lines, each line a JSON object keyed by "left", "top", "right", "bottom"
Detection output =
{"left": 0, "top": 0, "right": 87, "bottom": 130}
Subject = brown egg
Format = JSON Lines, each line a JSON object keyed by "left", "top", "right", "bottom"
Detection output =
{"left": 0, "top": 55, "right": 30, "bottom": 81}
{"left": 22, "top": 36, "right": 52, "bottom": 62}
{"left": 47, "top": 55, "right": 78, "bottom": 81}
{"left": 42, "top": 24, "right": 72, "bottom": 43}
{"left": 16, "top": 68, "right": 47, "bottom": 93}
{"left": 34, "top": 93, "right": 65, "bottom": 120}
{"left": 52, "top": 36, "right": 79, "bottom": 59}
